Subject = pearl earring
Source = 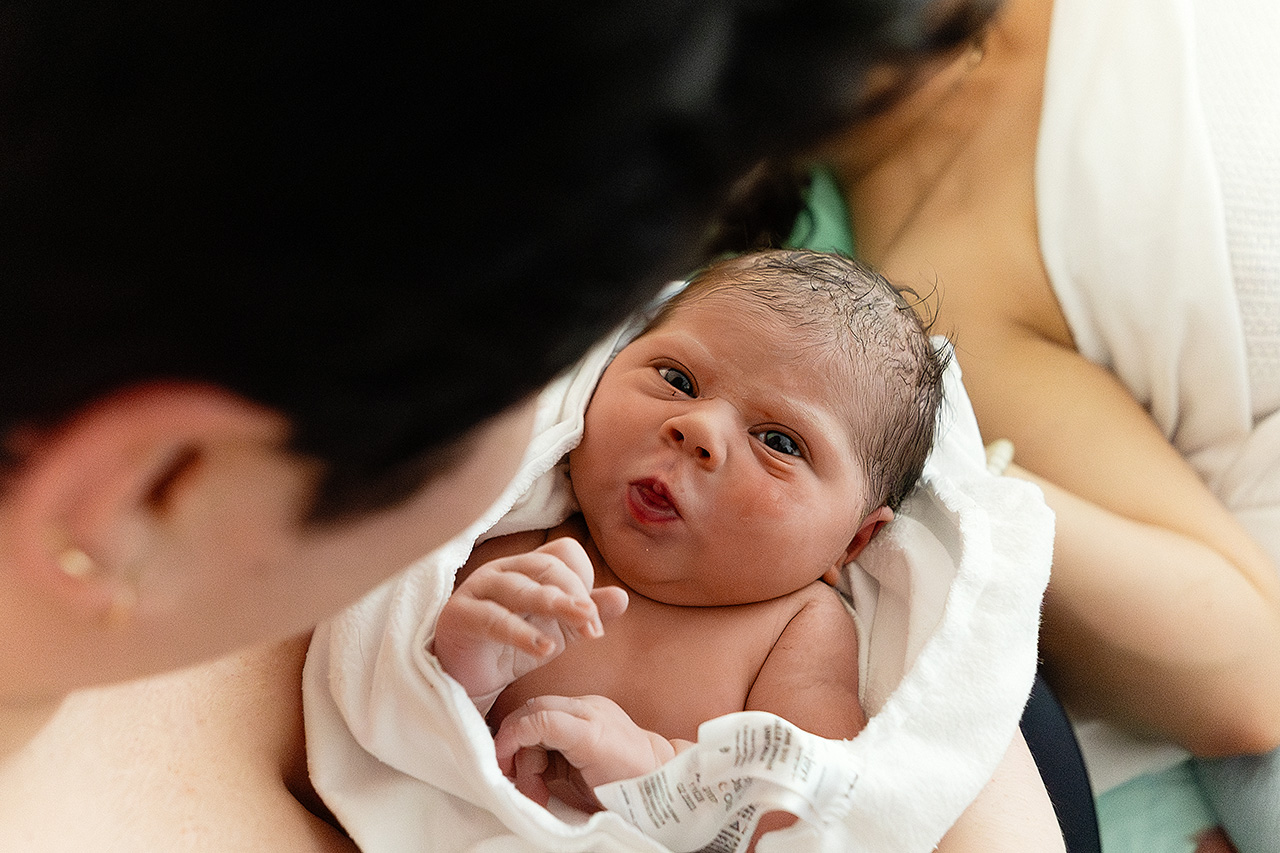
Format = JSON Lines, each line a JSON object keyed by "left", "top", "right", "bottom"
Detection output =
{"left": 54, "top": 540, "right": 138, "bottom": 627}
{"left": 56, "top": 546, "right": 97, "bottom": 578}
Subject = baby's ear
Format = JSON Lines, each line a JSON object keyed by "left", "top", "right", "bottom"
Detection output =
{"left": 823, "top": 506, "right": 894, "bottom": 584}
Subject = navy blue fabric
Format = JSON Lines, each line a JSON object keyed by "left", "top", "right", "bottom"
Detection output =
{"left": 1022, "top": 671, "right": 1102, "bottom": 853}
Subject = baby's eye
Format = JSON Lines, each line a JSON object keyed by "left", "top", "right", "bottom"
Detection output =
{"left": 759, "top": 430, "right": 802, "bottom": 457}
{"left": 658, "top": 367, "right": 695, "bottom": 396}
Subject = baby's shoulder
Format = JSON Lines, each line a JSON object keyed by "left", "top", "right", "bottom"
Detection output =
{"left": 466, "top": 528, "right": 548, "bottom": 564}
{"left": 747, "top": 582, "right": 865, "bottom": 737}
{"left": 725, "top": 581, "right": 857, "bottom": 660}
{"left": 782, "top": 579, "right": 853, "bottom": 620}
{"left": 765, "top": 581, "right": 858, "bottom": 652}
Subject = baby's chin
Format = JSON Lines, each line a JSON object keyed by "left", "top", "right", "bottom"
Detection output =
{"left": 607, "top": 563, "right": 775, "bottom": 608}
{"left": 592, "top": 527, "right": 795, "bottom": 607}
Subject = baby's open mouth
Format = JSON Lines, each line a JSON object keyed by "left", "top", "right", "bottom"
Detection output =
{"left": 627, "top": 479, "right": 681, "bottom": 522}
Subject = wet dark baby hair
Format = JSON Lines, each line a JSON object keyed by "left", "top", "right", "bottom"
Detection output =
{"left": 0, "top": 1, "right": 989, "bottom": 522}
{"left": 658, "top": 249, "right": 947, "bottom": 512}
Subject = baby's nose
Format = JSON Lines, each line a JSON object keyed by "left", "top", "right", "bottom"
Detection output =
{"left": 664, "top": 406, "right": 729, "bottom": 469}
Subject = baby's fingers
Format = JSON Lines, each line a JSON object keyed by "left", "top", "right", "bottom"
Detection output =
{"left": 590, "top": 585, "right": 628, "bottom": 625}
{"left": 465, "top": 568, "right": 604, "bottom": 642}
{"left": 510, "top": 747, "right": 552, "bottom": 806}
{"left": 493, "top": 696, "right": 598, "bottom": 774}
{"left": 533, "top": 537, "right": 595, "bottom": 591}
{"left": 493, "top": 694, "right": 640, "bottom": 784}
{"left": 441, "top": 594, "right": 558, "bottom": 658}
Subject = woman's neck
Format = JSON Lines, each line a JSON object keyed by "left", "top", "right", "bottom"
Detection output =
{"left": 815, "top": 0, "right": 1053, "bottom": 266}
{"left": 829, "top": 40, "right": 989, "bottom": 179}
{"left": 829, "top": 40, "right": 999, "bottom": 261}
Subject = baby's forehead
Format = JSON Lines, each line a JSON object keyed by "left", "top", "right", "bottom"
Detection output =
{"left": 661, "top": 292, "right": 874, "bottom": 415}
{"left": 659, "top": 282, "right": 825, "bottom": 338}
{"left": 686, "top": 284, "right": 882, "bottom": 365}
{"left": 660, "top": 281, "right": 879, "bottom": 375}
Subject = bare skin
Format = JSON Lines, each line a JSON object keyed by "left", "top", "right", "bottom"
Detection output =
{"left": 0, "top": 634, "right": 353, "bottom": 853}
{"left": 1, "top": 626, "right": 1057, "bottom": 852}
{"left": 486, "top": 523, "right": 861, "bottom": 744}
{"left": 455, "top": 517, "right": 866, "bottom": 798}
{"left": 821, "top": 0, "right": 1280, "bottom": 757}
{"left": 0, "top": 381, "right": 540, "bottom": 851}
{"left": 439, "top": 520, "right": 862, "bottom": 850}
{"left": 438, "top": 524, "right": 1062, "bottom": 853}
{"left": 0, "top": 387, "right": 537, "bottom": 756}
{"left": 0, "top": 39, "right": 1088, "bottom": 846}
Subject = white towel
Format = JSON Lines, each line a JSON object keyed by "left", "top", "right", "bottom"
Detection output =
{"left": 302, "top": 323, "right": 1053, "bottom": 852}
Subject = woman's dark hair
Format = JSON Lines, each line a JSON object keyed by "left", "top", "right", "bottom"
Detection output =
{"left": 704, "top": 0, "right": 1000, "bottom": 256}
{"left": 0, "top": 0, "right": 997, "bottom": 521}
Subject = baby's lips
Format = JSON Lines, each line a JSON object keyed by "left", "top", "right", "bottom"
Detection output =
{"left": 628, "top": 477, "right": 682, "bottom": 521}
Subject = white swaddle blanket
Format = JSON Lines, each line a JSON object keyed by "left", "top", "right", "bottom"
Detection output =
{"left": 1037, "top": 0, "right": 1280, "bottom": 795}
{"left": 302, "top": 319, "right": 1053, "bottom": 852}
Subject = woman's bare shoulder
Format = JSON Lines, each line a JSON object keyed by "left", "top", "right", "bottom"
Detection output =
{"left": 0, "top": 634, "right": 355, "bottom": 851}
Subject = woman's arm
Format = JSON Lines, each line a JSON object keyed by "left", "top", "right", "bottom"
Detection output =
{"left": 937, "top": 731, "right": 1066, "bottom": 853}
{"left": 0, "top": 634, "right": 352, "bottom": 852}
{"left": 840, "top": 0, "right": 1280, "bottom": 752}
{"left": 1013, "top": 454, "right": 1280, "bottom": 755}
{"left": 859, "top": 104, "right": 1280, "bottom": 752}
{"left": 961, "top": 316, "right": 1280, "bottom": 756}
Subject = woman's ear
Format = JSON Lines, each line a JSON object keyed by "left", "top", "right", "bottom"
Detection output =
{"left": 1, "top": 382, "right": 290, "bottom": 621}
{"left": 823, "top": 506, "right": 894, "bottom": 585}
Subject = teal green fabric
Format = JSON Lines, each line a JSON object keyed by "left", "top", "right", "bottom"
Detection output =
{"left": 785, "top": 167, "right": 855, "bottom": 256}
{"left": 1194, "top": 748, "right": 1280, "bottom": 853}
{"left": 1095, "top": 761, "right": 1217, "bottom": 853}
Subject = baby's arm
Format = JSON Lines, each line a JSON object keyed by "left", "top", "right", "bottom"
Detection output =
{"left": 492, "top": 585, "right": 863, "bottom": 814}
{"left": 744, "top": 583, "right": 866, "bottom": 739}
{"left": 737, "top": 585, "right": 865, "bottom": 843}
{"left": 432, "top": 537, "right": 627, "bottom": 712}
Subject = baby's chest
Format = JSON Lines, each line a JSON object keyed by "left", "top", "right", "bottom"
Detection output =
{"left": 495, "top": 600, "right": 791, "bottom": 743}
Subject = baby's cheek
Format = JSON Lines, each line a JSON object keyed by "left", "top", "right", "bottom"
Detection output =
{"left": 731, "top": 481, "right": 793, "bottom": 525}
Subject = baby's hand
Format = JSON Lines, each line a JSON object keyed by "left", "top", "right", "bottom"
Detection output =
{"left": 493, "top": 695, "right": 679, "bottom": 811}
{"left": 433, "top": 538, "right": 627, "bottom": 711}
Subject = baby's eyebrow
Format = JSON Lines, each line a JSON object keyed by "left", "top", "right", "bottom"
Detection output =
{"left": 762, "top": 397, "right": 851, "bottom": 456}
{"left": 652, "top": 328, "right": 714, "bottom": 362}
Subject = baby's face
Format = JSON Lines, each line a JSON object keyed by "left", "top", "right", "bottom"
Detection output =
{"left": 569, "top": 289, "right": 873, "bottom": 607}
